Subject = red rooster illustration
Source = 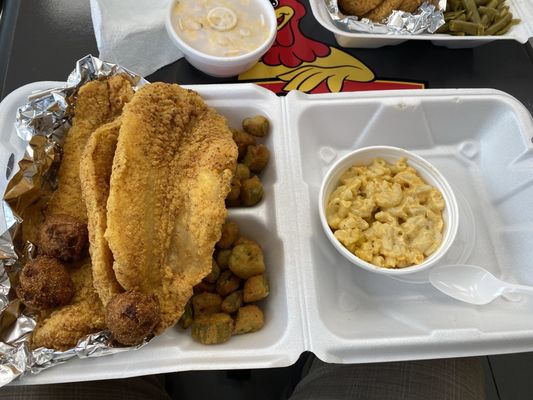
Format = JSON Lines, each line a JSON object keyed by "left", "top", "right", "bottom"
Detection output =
{"left": 239, "top": 0, "right": 423, "bottom": 94}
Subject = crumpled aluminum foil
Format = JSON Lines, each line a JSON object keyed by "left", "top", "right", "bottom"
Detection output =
{"left": 0, "top": 55, "right": 148, "bottom": 386}
{"left": 326, "top": 0, "right": 446, "bottom": 35}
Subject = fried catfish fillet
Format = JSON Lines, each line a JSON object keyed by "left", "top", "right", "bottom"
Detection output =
{"left": 105, "top": 83, "right": 238, "bottom": 333}
{"left": 80, "top": 118, "right": 124, "bottom": 306}
{"left": 31, "top": 76, "right": 133, "bottom": 350}
{"left": 31, "top": 262, "right": 106, "bottom": 351}
{"left": 48, "top": 75, "right": 134, "bottom": 221}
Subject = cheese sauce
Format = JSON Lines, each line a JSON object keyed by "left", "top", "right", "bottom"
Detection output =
{"left": 172, "top": 0, "right": 270, "bottom": 57}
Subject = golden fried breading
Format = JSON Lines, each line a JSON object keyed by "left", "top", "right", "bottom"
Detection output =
{"left": 48, "top": 75, "right": 134, "bottom": 221}
{"left": 364, "top": 0, "right": 403, "bottom": 21}
{"left": 31, "top": 76, "right": 133, "bottom": 350}
{"left": 399, "top": 0, "right": 422, "bottom": 13}
{"left": 80, "top": 118, "right": 124, "bottom": 306}
{"left": 31, "top": 263, "right": 106, "bottom": 350}
{"left": 105, "top": 83, "right": 238, "bottom": 334}
{"left": 338, "top": 0, "right": 384, "bottom": 17}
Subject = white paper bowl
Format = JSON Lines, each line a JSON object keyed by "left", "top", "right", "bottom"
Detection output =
{"left": 319, "top": 146, "right": 459, "bottom": 276}
{"left": 165, "top": 0, "right": 276, "bottom": 78}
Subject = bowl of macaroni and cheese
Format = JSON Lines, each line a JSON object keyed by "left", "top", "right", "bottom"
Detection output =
{"left": 319, "top": 146, "right": 459, "bottom": 276}
{"left": 166, "top": 0, "right": 276, "bottom": 77}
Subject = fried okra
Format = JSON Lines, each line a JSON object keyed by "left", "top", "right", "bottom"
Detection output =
{"left": 192, "top": 292, "right": 222, "bottom": 316}
{"left": 234, "top": 163, "right": 251, "bottom": 180}
{"left": 17, "top": 255, "right": 74, "bottom": 310}
{"left": 193, "top": 281, "right": 216, "bottom": 294}
{"left": 243, "top": 144, "right": 270, "bottom": 174}
{"left": 216, "top": 270, "right": 241, "bottom": 297}
{"left": 204, "top": 259, "right": 221, "bottom": 284}
{"left": 243, "top": 274, "right": 269, "bottom": 303}
{"left": 228, "top": 242, "right": 265, "bottom": 279}
{"left": 38, "top": 214, "right": 88, "bottom": 262}
{"left": 105, "top": 291, "right": 160, "bottom": 346}
{"left": 192, "top": 313, "right": 234, "bottom": 345}
{"left": 234, "top": 305, "right": 264, "bottom": 334}
{"left": 232, "top": 129, "right": 256, "bottom": 159}
{"left": 216, "top": 249, "right": 232, "bottom": 270}
{"left": 221, "top": 290, "right": 243, "bottom": 314}
{"left": 240, "top": 176, "right": 264, "bottom": 206}
{"left": 226, "top": 176, "right": 241, "bottom": 206}
{"left": 178, "top": 300, "right": 194, "bottom": 329}
{"left": 217, "top": 221, "right": 240, "bottom": 249}
{"left": 242, "top": 115, "right": 269, "bottom": 137}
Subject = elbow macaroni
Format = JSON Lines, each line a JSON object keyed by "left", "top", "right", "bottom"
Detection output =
{"left": 326, "top": 158, "right": 445, "bottom": 269}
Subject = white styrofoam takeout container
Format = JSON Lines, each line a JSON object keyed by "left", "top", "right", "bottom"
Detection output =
{"left": 2, "top": 83, "right": 533, "bottom": 385}
{"left": 309, "top": 0, "right": 533, "bottom": 48}
{"left": 318, "top": 145, "right": 460, "bottom": 276}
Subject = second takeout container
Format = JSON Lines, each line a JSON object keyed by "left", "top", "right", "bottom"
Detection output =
{"left": 309, "top": 0, "right": 533, "bottom": 48}
{"left": 2, "top": 83, "right": 533, "bottom": 385}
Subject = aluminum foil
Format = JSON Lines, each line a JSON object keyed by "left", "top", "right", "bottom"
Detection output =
{"left": 0, "top": 55, "right": 148, "bottom": 386}
{"left": 326, "top": 0, "right": 446, "bottom": 35}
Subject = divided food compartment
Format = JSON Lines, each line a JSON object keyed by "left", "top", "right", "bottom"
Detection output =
{"left": 309, "top": 0, "right": 533, "bottom": 48}
{"left": 2, "top": 83, "right": 533, "bottom": 385}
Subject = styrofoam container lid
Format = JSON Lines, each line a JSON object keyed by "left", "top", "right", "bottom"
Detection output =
{"left": 319, "top": 146, "right": 459, "bottom": 276}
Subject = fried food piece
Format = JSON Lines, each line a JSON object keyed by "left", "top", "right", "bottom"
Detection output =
{"left": 215, "top": 249, "right": 232, "bottom": 270}
{"left": 216, "top": 221, "right": 240, "bottom": 249}
{"left": 242, "top": 115, "right": 270, "bottom": 137}
{"left": 229, "top": 242, "right": 265, "bottom": 279}
{"left": 204, "top": 259, "right": 221, "bottom": 284}
{"left": 364, "top": 0, "right": 403, "bottom": 22}
{"left": 193, "top": 281, "right": 216, "bottom": 294}
{"left": 80, "top": 118, "right": 124, "bottom": 306}
{"left": 38, "top": 214, "right": 88, "bottom": 262}
{"left": 192, "top": 292, "right": 223, "bottom": 316}
{"left": 232, "top": 129, "right": 256, "bottom": 159}
{"left": 216, "top": 270, "right": 241, "bottom": 297}
{"left": 234, "top": 305, "right": 264, "bottom": 334}
{"left": 338, "top": 0, "right": 384, "bottom": 16}
{"left": 226, "top": 176, "right": 241, "bottom": 206}
{"left": 240, "top": 176, "right": 264, "bottom": 206}
{"left": 243, "top": 144, "right": 270, "bottom": 174}
{"left": 191, "top": 313, "right": 234, "bottom": 345}
{"left": 48, "top": 76, "right": 134, "bottom": 221}
{"left": 221, "top": 290, "right": 243, "bottom": 314}
{"left": 17, "top": 256, "right": 74, "bottom": 310}
{"left": 105, "top": 291, "right": 161, "bottom": 346}
{"left": 31, "top": 263, "right": 106, "bottom": 350}
{"left": 105, "top": 83, "right": 238, "bottom": 334}
{"left": 235, "top": 163, "right": 251, "bottom": 180}
{"left": 178, "top": 300, "right": 194, "bottom": 329}
{"left": 243, "top": 274, "right": 269, "bottom": 303}
{"left": 233, "top": 237, "right": 258, "bottom": 247}
{"left": 399, "top": 0, "right": 422, "bottom": 12}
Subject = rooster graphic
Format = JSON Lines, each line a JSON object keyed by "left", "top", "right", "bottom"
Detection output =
{"left": 238, "top": 0, "right": 423, "bottom": 94}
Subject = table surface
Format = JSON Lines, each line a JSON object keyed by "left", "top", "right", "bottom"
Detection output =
{"left": 1, "top": 0, "right": 533, "bottom": 113}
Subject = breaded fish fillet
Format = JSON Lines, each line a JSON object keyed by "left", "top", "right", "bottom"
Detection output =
{"left": 31, "top": 76, "right": 133, "bottom": 350}
{"left": 106, "top": 83, "right": 238, "bottom": 333}
{"left": 48, "top": 75, "right": 134, "bottom": 221}
{"left": 31, "top": 262, "right": 106, "bottom": 350}
{"left": 338, "top": 0, "right": 384, "bottom": 17}
{"left": 80, "top": 118, "right": 124, "bottom": 306}
{"left": 364, "top": 0, "right": 403, "bottom": 21}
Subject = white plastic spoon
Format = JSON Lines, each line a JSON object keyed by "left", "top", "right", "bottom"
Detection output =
{"left": 428, "top": 264, "right": 533, "bottom": 305}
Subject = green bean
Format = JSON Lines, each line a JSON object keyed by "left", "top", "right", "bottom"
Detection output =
{"left": 436, "top": 22, "right": 450, "bottom": 33}
{"left": 461, "top": 0, "right": 481, "bottom": 23}
{"left": 451, "top": 32, "right": 466, "bottom": 35}
{"left": 486, "top": 12, "right": 511, "bottom": 34}
{"left": 444, "top": 10, "right": 466, "bottom": 21}
{"left": 447, "top": 0, "right": 462, "bottom": 11}
{"left": 475, "top": 0, "right": 490, "bottom": 4}
{"left": 478, "top": 6, "right": 499, "bottom": 18}
{"left": 495, "top": 18, "right": 520, "bottom": 35}
{"left": 486, "top": 0, "right": 498, "bottom": 8}
{"left": 449, "top": 19, "right": 485, "bottom": 35}
{"left": 480, "top": 14, "right": 491, "bottom": 27}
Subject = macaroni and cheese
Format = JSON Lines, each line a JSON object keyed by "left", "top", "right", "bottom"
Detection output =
{"left": 326, "top": 158, "right": 445, "bottom": 268}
